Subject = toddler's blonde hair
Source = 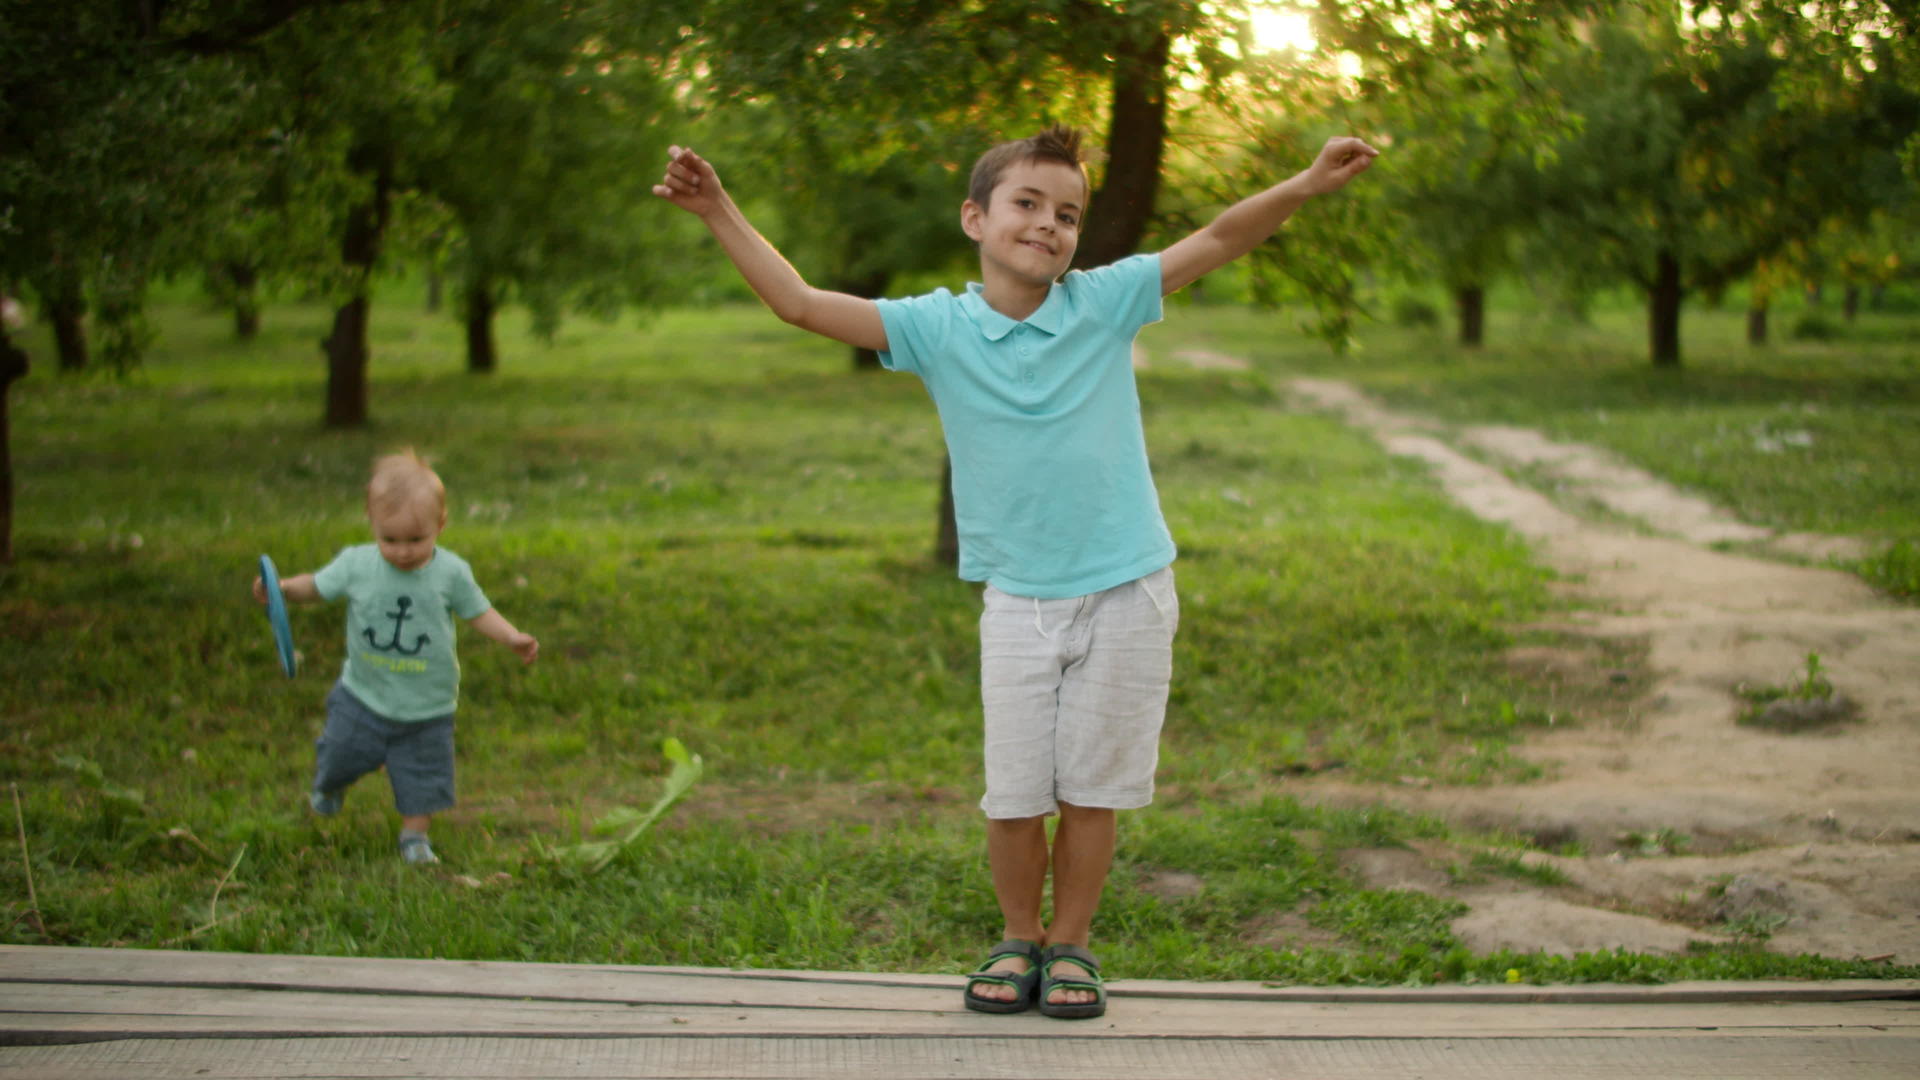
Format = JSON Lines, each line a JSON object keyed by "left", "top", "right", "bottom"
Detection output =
{"left": 367, "top": 449, "right": 446, "bottom": 519}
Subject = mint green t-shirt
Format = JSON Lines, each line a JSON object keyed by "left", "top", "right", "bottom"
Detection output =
{"left": 874, "top": 253, "right": 1175, "bottom": 598}
{"left": 312, "top": 544, "right": 491, "bottom": 721}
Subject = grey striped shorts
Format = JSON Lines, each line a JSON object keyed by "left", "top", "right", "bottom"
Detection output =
{"left": 977, "top": 566, "right": 1178, "bottom": 819}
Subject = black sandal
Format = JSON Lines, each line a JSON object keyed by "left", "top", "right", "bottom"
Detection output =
{"left": 1036, "top": 942, "right": 1107, "bottom": 1019}
{"left": 962, "top": 938, "right": 1043, "bottom": 1014}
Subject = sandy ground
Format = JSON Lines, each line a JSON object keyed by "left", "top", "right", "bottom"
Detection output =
{"left": 1275, "top": 376, "right": 1920, "bottom": 963}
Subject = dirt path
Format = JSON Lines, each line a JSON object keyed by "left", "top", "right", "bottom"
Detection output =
{"left": 1281, "top": 377, "right": 1920, "bottom": 964}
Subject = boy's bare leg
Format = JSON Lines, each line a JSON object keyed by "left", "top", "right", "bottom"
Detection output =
{"left": 972, "top": 815, "right": 1049, "bottom": 1002}
{"left": 401, "top": 814, "right": 431, "bottom": 834}
{"left": 1042, "top": 801, "right": 1115, "bottom": 1006}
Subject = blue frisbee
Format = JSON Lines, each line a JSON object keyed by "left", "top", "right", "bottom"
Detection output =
{"left": 259, "top": 554, "right": 297, "bottom": 678}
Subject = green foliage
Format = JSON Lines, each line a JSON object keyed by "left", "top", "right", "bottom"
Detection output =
{"left": 1390, "top": 295, "right": 1442, "bottom": 329}
{"left": 1857, "top": 538, "right": 1920, "bottom": 600}
{"left": 537, "top": 739, "right": 704, "bottom": 874}
{"left": 1789, "top": 313, "right": 1843, "bottom": 341}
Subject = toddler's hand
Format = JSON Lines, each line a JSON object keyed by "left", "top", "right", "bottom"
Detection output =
{"left": 512, "top": 633, "right": 539, "bottom": 665}
{"left": 251, "top": 576, "right": 268, "bottom": 605}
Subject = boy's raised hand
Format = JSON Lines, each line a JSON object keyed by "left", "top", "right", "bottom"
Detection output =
{"left": 1300, "top": 135, "right": 1380, "bottom": 196}
{"left": 653, "top": 146, "right": 725, "bottom": 217}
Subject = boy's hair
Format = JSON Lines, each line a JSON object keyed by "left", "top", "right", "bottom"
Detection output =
{"left": 367, "top": 449, "right": 446, "bottom": 519}
{"left": 967, "top": 126, "right": 1089, "bottom": 210}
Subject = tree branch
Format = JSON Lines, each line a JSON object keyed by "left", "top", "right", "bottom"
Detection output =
{"left": 164, "top": 0, "right": 367, "bottom": 55}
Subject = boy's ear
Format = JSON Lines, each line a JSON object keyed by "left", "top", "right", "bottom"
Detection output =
{"left": 959, "top": 199, "right": 985, "bottom": 242}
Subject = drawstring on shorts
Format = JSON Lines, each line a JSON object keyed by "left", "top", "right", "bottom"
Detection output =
{"left": 1141, "top": 576, "right": 1171, "bottom": 623}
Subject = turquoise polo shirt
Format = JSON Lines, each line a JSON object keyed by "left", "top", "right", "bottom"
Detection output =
{"left": 876, "top": 253, "right": 1176, "bottom": 599}
{"left": 312, "top": 544, "right": 492, "bottom": 721}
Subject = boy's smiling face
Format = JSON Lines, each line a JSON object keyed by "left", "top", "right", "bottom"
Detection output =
{"left": 962, "top": 158, "right": 1085, "bottom": 292}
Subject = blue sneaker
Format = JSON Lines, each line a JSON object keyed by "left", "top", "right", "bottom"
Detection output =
{"left": 398, "top": 832, "right": 439, "bottom": 865}
{"left": 309, "top": 790, "right": 342, "bottom": 816}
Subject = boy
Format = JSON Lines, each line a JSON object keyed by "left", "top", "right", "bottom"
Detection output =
{"left": 655, "top": 126, "right": 1375, "bottom": 1017}
{"left": 253, "top": 450, "right": 539, "bottom": 865}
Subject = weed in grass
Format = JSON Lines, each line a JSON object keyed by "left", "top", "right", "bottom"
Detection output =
{"left": 1616, "top": 827, "right": 1692, "bottom": 858}
{"left": 1735, "top": 651, "right": 1859, "bottom": 731}
{"left": 1720, "top": 910, "right": 1792, "bottom": 944}
{"left": 1856, "top": 538, "right": 1920, "bottom": 601}
{"left": 1465, "top": 850, "right": 1570, "bottom": 888}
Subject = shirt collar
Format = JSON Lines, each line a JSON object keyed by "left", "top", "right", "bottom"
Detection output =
{"left": 960, "top": 280, "right": 1066, "bottom": 341}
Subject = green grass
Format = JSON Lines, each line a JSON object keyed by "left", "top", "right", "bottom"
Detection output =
{"left": 2, "top": 285, "right": 1914, "bottom": 985}
{"left": 1163, "top": 287, "right": 1920, "bottom": 578}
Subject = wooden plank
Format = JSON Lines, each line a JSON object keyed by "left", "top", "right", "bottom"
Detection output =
{"left": 5, "top": 947, "right": 1916, "bottom": 1008}
{"left": 3, "top": 1034, "right": 1919, "bottom": 1080}
{"left": 2, "top": 983, "right": 1915, "bottom": 1041}
{"left": 0, "top": 947, "right": 938, "bottom": 1012}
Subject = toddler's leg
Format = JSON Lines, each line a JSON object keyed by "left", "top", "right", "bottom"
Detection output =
{"left": 387, "top": 715, "right": 454, "bottom": 866}
{"left": 309, "top": 684, "right": 389, "bottom": 815}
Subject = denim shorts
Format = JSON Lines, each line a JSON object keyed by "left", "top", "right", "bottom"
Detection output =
{"left": 978, "top": 566, "right": 1178, "bottom": 819}
{"left": 314, "top": 683, "right": 456, "bottom": 817}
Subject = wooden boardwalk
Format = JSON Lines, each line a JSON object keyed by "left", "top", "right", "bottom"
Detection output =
{"left": 1, "top": 946, "right": 1915, "bottom": 1078}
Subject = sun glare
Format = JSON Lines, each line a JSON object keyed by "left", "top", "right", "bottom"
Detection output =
{"left": 1248, "top": 6, "right": 1316, "bottom": 54}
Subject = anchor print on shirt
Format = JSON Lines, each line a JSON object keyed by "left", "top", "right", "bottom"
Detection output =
{"left": 365, "top": 595, "right": 430, "bottom": 655}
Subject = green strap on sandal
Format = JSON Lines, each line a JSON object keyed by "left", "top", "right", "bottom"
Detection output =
{"left": 962, "top": 938, "right": 1043, "bottom": 1014}
{"left": 1037, "top": 942, "right": 1107, "bottom": 1019}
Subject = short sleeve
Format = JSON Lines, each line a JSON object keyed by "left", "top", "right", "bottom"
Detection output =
{"left": 311, "top": 547, "right": 358, "bottom": 601}
{"left": 875, "top": 289, "right": 958, "bottom": 376}
{"left": 446, "top": 557, "right": 490, "bottom": 621}
{"left": 1067, "top": 254, "right": 1162, "bottom": 333}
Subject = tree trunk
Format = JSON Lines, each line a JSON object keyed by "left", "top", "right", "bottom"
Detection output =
{"left": 47, "top": 290, "right": 87, "bottom": 372}
{"left": 0, "top": 326, "right": 27, "bottom": 563}
{"left": 1843, "top": 285, "right": 1859, "bottom": 322}
{"left": 1649, "top": 250, "right": 1683, "bottom": 368}
{"left": 935, "top": 453, "right": 958, "bottom": 569}
{"left": 465, "top": 278, "right": 496, "bottom": 374}
{"left": 323, "top": 297, "right": 371, "bottom": 428}
{"left": 1747, "top": 302, "right": 1768, "bottom": 346}
{"left": 425, "top": 270, "right": 443, "bottom": 313}
{"left": 1454, "top": 284, "right": 1484, "bottom": 347}
{"left": 227, "top": 261, "right": 260, "bottom": 340}
{"left": 1073, "top": 31, "right": 1169, "bottom": 270}
{"left": 832, "top": 269, "right": 891, "bottom": 371}
{"left": 322, "top": 153, "right": 392, "bottom": 429}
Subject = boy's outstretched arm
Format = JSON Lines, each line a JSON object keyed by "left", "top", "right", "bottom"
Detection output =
{"left": 654, "top": 146, "right": 888, "bottom": 352}
{"left": 1159, "top": 135, "right": 1379, "bottom": 296}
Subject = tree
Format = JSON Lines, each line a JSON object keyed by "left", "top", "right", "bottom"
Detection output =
{"left": 414, "top": 0, "right": 685, "bottom": 374}
{"left": 1521, "top": 10, "right": 1914, "bottom": 366}
{"left": 0, "top": 0, "right": 359, "bottom": 560}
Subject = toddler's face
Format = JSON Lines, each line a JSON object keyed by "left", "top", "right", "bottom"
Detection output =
{"left": 370, "top": 498, "right": 444, "bottom": 572}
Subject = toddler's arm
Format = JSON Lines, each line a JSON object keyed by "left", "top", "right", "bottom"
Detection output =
{"left": 253, "top": 572, "right": 320, "bottom": 605}
{"left": 469, "top": 608, "right": 538, "bottom": 665}
{"left": 1159, "top": 135, "right": 1379, "bottom": 296}
{"left": 653, "top": 146, "right": 889, "bottom": 352}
